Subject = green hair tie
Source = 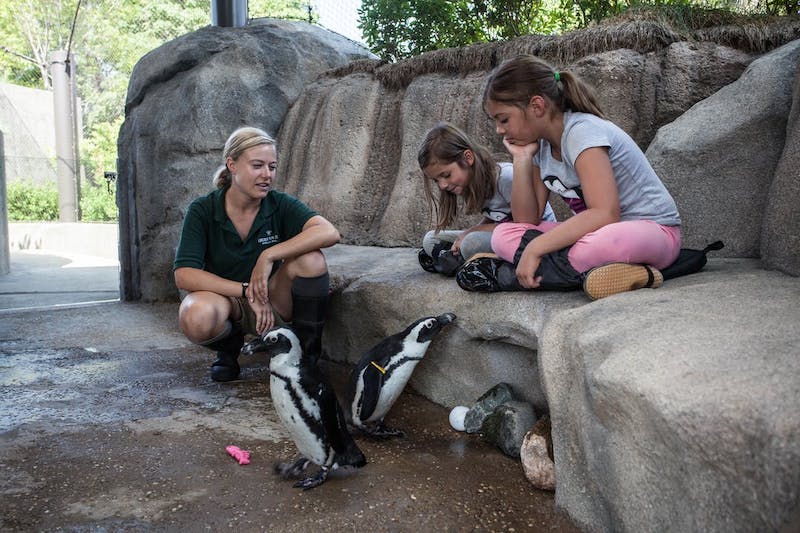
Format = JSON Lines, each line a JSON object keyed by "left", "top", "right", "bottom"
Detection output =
{"left": 554, "top": 71, "right": 561, "bottom": 82}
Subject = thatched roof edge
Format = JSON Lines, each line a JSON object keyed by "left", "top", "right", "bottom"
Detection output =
{"left": 321, "top": 17, "right": 800, "bottom": 90}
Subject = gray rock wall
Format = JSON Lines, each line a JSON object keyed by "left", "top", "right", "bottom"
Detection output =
{"left": 322, "top": 245, "right": 585, "bottom": 412}
{"left": 646, "top": 40, "right": 800, "bottom": 260}
{"left": 315, "top": 39, "right": 800, "bottom": 533}
{"left": 278, "top": 42, "right": 754, "bottom": 250}
{"left": 118, "top": 18, "right": 799, "bottom": 301}
{"left": 323, "top": 244, "right": 800, "bottom": 533}
{"left": 537, "top": 263, "right": 800, "bottom": 532}
{"left": 761, "top": 59, "right": 800, "bottom": 276}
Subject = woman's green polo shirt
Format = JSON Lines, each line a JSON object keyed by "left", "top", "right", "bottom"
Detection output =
{"left": 173, "top": 188, "right": 317, "bottom": 282}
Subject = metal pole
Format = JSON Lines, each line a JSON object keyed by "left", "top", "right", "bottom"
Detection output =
{"left": 211, "top": 0, "right": 248, "bottom": 27}
{"left": 49, "top": 49, "right": 78, "bottom": 222}
{"left": 0, "top": 131, "right": 9, "bottom": 275}
{"left": 70, "top": 53, "right": 82, "bottom": 219}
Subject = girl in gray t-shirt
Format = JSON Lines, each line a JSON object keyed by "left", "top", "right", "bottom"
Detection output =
{"left": 417, "top": 122, "right": 555, "bottom": 275}
{"left": 457, "top": 55, "right": 681, "bottom": 299}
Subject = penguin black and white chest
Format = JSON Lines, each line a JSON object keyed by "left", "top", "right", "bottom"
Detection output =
{"left": 243, "top": 327, "right": 366, "bottom": 489}
{"left": 346, "top": 313, "right": 456, "bottom": 438}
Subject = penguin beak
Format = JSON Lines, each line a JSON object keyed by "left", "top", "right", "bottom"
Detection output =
{"left": 241, "top": 333, "right": 275, "bottom": 356}
{"left": 240, "top": 337, "right": 262, "bottom": 356}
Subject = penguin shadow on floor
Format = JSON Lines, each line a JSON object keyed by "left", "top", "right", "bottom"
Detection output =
{"left": 343, "top": 313, "right": 457, "bottom": 439}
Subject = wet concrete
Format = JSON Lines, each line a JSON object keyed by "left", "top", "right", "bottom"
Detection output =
{"left": 0, "top": 301, "right": 580, "bottom": 532}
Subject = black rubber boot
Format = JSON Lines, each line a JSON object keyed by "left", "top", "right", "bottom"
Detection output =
{"left": 204, "top": 322, "right": 244, "bottom": 382}
{"left": 456, "top": 254, "right": 518, "bottom": 292}
{"left": 418, "top": 249, "right": 437, "bottom": 273}
{"left": 291, "top": 273, "right": 330, "bottom": 365}
{"left": 434, "top": 247, "right": 465, "bottom": 276}
{"left": 418, "top": 243, "right": 463, "bottom": 276}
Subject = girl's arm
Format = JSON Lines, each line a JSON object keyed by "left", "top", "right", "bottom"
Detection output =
{"left": 516, "top": 147, "right": 620, "bottom": 287}
{"left": 505, "top": 140, "right": 548, "bottom": 224}
{"left": 463, "top": 219, "right": 498, "bottom": 235}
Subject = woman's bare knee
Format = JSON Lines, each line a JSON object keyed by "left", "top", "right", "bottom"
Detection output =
{"left": 284, "top": 250, "right": 328, "bottom": 279}
{"left": 178, "top": 293, "right": 230, "bottom": 343}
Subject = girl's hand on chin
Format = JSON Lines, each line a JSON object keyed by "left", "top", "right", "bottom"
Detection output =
{"left": 503, "top": 138, "right": 539, "bottom": 159}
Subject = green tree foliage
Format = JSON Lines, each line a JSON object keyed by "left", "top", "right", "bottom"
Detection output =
{"left": 6, "top": 180, "right": 117, "bottom": 221}
{"left": 478, "top": 0, "right": 576, "bottom": 39}
{"left": 358, "top": 0, "right": 798, "bottom": 61}
{"left": 249, "top": 0, "right": 320, "bottom": 21}
{"left": 358, "top": 0, "right": 493, "bottom": 61}
{"left": 79, "top": 180, "right": 118, "bottom": 222}
{"left": 6, "top": 181, "right": 59, "bottom": 221}
{"left": 0, "top": 0, "right": 78, "bottom": 89}
{"left": 358, "top": 0, "right": 582, "bottom": 60}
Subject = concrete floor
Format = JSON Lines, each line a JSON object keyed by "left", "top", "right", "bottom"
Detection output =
{"left": 0, "top": 250, "right": 579, "bottom": 532}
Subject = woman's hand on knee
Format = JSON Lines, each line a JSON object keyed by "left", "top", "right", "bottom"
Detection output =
{"left": 251, "top": 299, "right": 274, "bottom": 335}
{"left": 251, "top": 254, "right": 274, "bottom": 305}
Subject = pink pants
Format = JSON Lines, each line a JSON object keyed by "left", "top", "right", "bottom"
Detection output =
{"left": 491, "top": 220, "right": 682, "bottom": 273}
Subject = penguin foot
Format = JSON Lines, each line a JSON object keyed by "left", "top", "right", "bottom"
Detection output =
{"left": 294, "top": 467, "right": 329, "bottom": 490}
{"left": 274, "top": 457, "right": 311, "bottom": 479}
{"left": 363, "top": 422, "right": 405, "bottom": 440}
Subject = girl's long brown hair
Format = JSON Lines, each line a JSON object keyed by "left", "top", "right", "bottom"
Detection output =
{"left": 483, "top": 54, "right": 605, "bottom": 118}
{"left": 417, "top": 122, "right": 497, "bottom": 231}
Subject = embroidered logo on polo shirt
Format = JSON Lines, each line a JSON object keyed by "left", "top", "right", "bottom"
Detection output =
{"left": 258, "top": 230, "right": 280, "bottom": 246}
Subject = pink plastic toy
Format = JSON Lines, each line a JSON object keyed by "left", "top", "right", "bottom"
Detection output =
{"left": 226, "top": 445, "right": 251, "bottom": 465}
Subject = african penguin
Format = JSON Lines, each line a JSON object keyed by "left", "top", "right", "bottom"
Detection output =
{"left": 346, "top": 312, "right": 456, "bottom": 439}
{"left": 242, "top": 327, "right": 366, "bottom": 490}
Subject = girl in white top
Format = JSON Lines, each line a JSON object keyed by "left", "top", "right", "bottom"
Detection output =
{"left": 417, "top": 122, "right": 554, "bottom": 275}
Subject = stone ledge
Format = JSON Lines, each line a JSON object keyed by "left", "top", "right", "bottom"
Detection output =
{"left": 324, "top": 244, "right": 587, "bottom": 412}
{"left": 324, "top": 244, "right": 800, "bottom": 531}
{"left": 539, "top": 258, "right": 800, "bottom": 532}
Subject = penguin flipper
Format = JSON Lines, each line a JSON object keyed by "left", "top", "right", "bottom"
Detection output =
{"left": 356, "top": 361, "right": 385, "bottom": 423}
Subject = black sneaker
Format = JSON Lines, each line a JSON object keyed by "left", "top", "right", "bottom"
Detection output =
{"left": 434, "top": 249, "right": 464, "bottom": 276}
{"left": 418, "top": 249, "right": 437, "bottom": 273}
{"left": 456, "top": 253, "right": 521, "bottom": 292}
{"left": 210, "top": 351, "right": 240, "bottom": 382}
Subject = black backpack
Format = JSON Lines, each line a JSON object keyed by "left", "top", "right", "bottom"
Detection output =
{"left": 661, "top": 240, "right": 724, "bottom": 280}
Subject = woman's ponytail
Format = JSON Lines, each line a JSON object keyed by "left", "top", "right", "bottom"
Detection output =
{"left": 213, "top": 165, "right": 231, "bottom": 189}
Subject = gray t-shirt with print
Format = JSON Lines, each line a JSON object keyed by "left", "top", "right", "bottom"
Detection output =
{"left": 483, "top": 162, "right": 556, "bottom": 223}
{"left": 534, "top": 111, "right": 680, "bottom": 226}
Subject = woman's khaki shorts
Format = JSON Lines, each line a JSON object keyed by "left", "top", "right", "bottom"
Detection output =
{"left": 230, "top": 296, "right": 287, "bottom": 336}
